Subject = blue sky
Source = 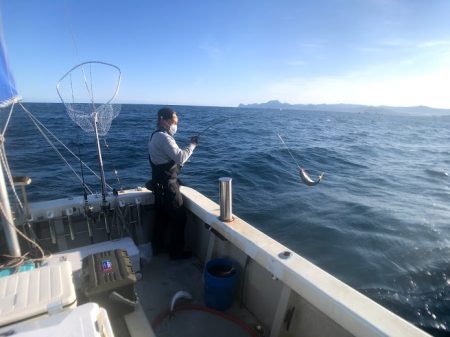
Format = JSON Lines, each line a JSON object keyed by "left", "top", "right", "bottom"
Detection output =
{"left": 2, "top": 0, "right": 450, "bottom": 108}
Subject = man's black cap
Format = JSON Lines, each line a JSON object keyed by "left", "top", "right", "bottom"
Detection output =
{"left": 158, "top": 107, "right": 176, "bottom": 120}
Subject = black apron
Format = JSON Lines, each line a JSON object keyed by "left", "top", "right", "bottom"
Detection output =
{"left": 149, "top": 131, "right": 183, "bottom": 210}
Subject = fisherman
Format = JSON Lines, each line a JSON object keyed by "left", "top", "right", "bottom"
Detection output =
{"left": 148, "top": 107, "right": 198, "bottom": 259}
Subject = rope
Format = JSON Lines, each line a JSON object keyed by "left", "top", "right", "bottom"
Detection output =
{"left": 0, "top": 104, "right": 30, "bottom": 229}
{"left": 0, "top": 202, "right": 49, "bottom": 269}
{"left": 0, "top": 141, "right": 24, "bottom": 211}
{"left": 1, "top": 101, "right": 15, "bottom": 136}
{"left": 0, "top": 101, "right": 25, "bottom": 212}
{"left": 19, "top": 103, "right": 95, "bottom": 194}
{"left": 19, "top": 102, "right": 113, "bottom": 191}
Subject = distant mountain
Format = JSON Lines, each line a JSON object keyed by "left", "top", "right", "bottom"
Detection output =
{"left": 238, "top": 100, "right": 450, "bottom": 116}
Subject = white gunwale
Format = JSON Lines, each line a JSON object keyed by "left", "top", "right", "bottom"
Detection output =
{"left": 180, "top": 186, "right": 430, "bottom": 337}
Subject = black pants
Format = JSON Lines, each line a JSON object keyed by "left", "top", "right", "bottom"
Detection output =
{"left": 152, "top": 181, "right": 187, "bottom": 258}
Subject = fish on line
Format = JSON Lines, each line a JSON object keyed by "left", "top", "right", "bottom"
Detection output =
{"left": 277, "top": 133, "right": 324, "bottom": 187}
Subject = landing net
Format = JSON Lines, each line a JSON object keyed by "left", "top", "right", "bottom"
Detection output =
{"left": 56, "top": 61, "right": 121, "bottom": 136}
{"left": 64, "top": 103, "right": 121, "bottom": 136}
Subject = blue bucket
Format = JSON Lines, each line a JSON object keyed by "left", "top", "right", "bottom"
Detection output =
{"left": 204, "top": 258, "right": 238, "bottom": 311}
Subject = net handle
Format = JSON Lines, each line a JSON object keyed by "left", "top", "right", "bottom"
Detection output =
{"left": 56, "top": 61, "right": 122, "bottom": 105}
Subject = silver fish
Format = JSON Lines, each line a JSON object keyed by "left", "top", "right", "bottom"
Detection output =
{"left": 299, "top": 168, "right": 324, "bottom": 186}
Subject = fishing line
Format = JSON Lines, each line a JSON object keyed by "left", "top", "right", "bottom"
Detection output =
{"left": 64, "top": 0, "right": 93, "bottom": 103}
{"left": 64, "top": 0, "right": 82, "bottom": 64}
{"left": 20, "top": 102, "right": 104, "bottom": 191}
{"left": 20, "top": 104, "right": 116, "bottom": 193}
{"left": 277, "top": 133, "right": 301, "bottom": 169}
{"left": 277, "top": 133, "right": 324, "bottom": 186}
{"left": 103, "top": 137, "right": 123, "bottom": 191}
{"left": 77, "top": 132, "right": 90, "bottom": 200}
{"left": 196, "top": 117, "right": 231, "bottom": 136}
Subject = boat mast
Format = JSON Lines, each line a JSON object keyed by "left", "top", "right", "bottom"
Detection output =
{"left": 0, "top": 136, "right": 21, "bottom": 256}
{"left": 0, "top": 18, "right": 22, "bottom": 256}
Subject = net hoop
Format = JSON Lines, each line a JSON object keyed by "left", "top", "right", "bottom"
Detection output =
{"left": 56, "top": 61, "right": 121, "bottom": 105}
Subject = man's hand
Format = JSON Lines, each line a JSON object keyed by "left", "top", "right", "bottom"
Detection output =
{"left": 191, "top": 135, "right": 199, "bottom": 145}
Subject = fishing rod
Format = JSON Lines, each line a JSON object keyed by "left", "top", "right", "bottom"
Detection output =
{"left": 196, "top": 117, "right": 232, "bottom": 136}
{"left": 277, "top": 133, "right": 324, "bottom": 187}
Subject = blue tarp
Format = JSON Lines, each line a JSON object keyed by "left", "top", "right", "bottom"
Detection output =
{"left": 0, "top": 24, "right": 18, "bottom": 108}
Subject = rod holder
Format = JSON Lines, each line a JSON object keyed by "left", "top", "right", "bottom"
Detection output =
{"left": 219, "top": 177, "right": 233, "bottom": 222}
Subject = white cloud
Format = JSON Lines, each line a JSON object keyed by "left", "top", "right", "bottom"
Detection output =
{"left": 262, "top": 66, "right": 450, "bottom": 108}
{"left": 259, "top": 37, "right": 450, "bottom": 109}
{"left": 379, "top": 38, "right": 413, "bottom": 48}
{"left": 418, "top": 40, "right": 450, "bottom": 49}
{"left": 286, "top": 59, "right": 306, "bottom": 67}
{"left": 379, "top": 38, "right": 450, "bottom": 50}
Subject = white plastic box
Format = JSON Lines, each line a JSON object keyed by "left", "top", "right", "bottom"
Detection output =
{"left": 0, "top": 261, "right": 76, "bottom": 327}
{"left": 0, "top": 302, "right": 114, "bottom": 337}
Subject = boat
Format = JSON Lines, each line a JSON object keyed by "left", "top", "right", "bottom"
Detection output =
{"left": 0, "top": 10, "right": 433, "bottom": 337}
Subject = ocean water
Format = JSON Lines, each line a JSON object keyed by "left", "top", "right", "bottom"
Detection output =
{"left": 4, "top": 103, "right": 450, "bottom": 335}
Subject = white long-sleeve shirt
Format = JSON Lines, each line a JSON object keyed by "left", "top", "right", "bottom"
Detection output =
{"left": 148, "top": 131, "right": 196, "bottom": 166}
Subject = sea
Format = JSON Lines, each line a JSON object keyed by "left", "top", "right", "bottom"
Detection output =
{"left": 3, "top": 103, "right": 450, "bottom": 336}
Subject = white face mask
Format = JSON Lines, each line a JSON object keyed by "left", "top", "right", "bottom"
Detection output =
{"left": 169, "top": 124, "right": 177, "bottom": 135}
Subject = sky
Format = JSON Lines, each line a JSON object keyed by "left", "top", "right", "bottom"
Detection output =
{"left": 1, "top": 0, "right": 450, "bottom": 108}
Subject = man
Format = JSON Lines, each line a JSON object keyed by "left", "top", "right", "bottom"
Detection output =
{"left": 148, "top": 107, "right": 198, "bottom": 259}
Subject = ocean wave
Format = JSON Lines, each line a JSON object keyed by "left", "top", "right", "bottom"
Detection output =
{"left": 424, "top": 168, "right": 450, "bottom": 178}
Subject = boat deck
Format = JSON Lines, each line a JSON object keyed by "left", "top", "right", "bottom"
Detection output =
{"left": 137, "top": 254, "right": 261, "bottom": 337}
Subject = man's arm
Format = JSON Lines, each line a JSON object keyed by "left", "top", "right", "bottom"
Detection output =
{"left": 162, "top": 134, "right": 197, "bottom": 165}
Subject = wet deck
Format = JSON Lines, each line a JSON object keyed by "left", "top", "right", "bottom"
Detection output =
{"left": 137, "top": 254, "right": 261, "bottom": 337}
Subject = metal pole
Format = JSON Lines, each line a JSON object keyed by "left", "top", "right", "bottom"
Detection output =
{"left": 219, "top": 177, "right": 233, "bottom": 222}
{"left": 93, "top": 113, "right": 110, "bottom": 238}
{"left": 93, "top": 113, "right": 107, "bottom": 201}
{"left": 0, "top": 154, "right": 21, "bottom": 256}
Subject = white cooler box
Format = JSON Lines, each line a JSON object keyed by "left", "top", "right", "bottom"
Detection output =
{"left": 0, "top": 261, "right": 76, "bottom": 327}
{"left": 0, "top": 302, "right": 114, "bottom": 337}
